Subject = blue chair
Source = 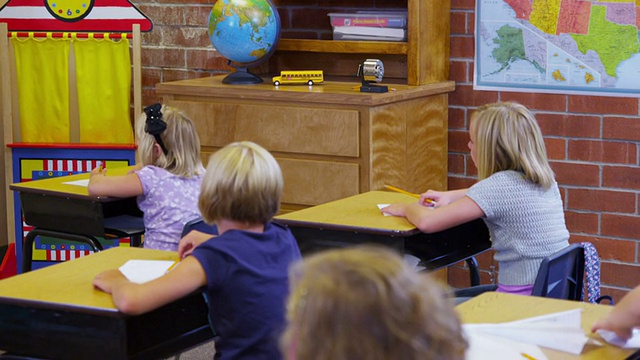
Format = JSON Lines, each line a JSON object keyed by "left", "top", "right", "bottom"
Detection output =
{"left": 181, "top": 217, "right": 218, "bottom": 238}
{"left": 531, "top": 243, "right": 585, "bottom": 301}
{"left": 454, "top": 243, "right": 587, "bottom": 301}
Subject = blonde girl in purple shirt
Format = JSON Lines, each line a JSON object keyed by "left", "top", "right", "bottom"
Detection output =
{"left": 88, "top": 103, "right": 205, "bottom": 251}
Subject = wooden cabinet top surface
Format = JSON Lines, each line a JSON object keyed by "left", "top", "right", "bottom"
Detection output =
{"left": 156, "top": 76, "right": 454, "bottom": 106}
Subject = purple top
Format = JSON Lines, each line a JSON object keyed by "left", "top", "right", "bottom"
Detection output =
{"left": 136, "top": 165, "right": 203, "bottom": 251}
{"left": 497, "top": 284, "right": 534, "bottom": 296}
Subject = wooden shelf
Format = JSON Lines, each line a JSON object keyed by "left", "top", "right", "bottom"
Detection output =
{"left": 278, "top": 39, "right": 408, "bottom": 55}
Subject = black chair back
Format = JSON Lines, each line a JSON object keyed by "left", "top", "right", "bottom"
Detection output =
{"left": 531, "top": 243, "right": 585, "bottom": 301}
{"left": 181, "top": 217, "right": 218, "bottom": 238}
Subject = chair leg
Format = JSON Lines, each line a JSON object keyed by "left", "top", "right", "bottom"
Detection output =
{"left": 22, "top": 229, "right": 103, "bottom": 273}
{"left": 466, "top": 256, "right": 481, "bottom": 287}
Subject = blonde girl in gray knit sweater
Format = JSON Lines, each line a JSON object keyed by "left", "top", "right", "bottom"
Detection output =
{"left": 382, "top": 102, "right": 569, "bottom": 295}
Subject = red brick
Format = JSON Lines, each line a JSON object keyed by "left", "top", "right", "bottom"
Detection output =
{"left": 600, "top": 287, "right": 630, "bottom": 305}
{"left": 448, "top": 176, "right": 477, "bottom": 190}
{"left": 603, "top": 166, "right": 640, "bottom": 190}
{"left": 450, "top": 35, "right": 475, "bottom": 59}
{"left": 564, "top": 211, "right": 599, "bottom": 234}
{"left": 451, "top": 0, "right": 476, "bottom": 10}
{"left": 571, "top": 234, "right": 637, "bottom": 263}
{"left": 448, "top": 154, "right": 466, "bottom": 175}
{"left": 544, "top": 138, "right": 566, "bottom": 160}
{"left": 450, "top": 11, "right": 467, "bottom": 35}
{"left": 604, "top": 116, "right": 640, "bottom": 142}
{"left": 567, "top": 188, "right": 636, "bottom": 213}
{"left": 162, "top": 69, "right": 211, "bottom": 83}
{"left": 569, "top": 96, "right": 639, "bottom": 116}
{"left": 141, "top": 68, "right": 162, "bottom": 88}
{"left": 501, "top": 92, "right": 567, "bottom": 112}
{"left": 550, "top": 162, "right": 600, "bottom": 186}
{"left": 536, "top": 113, "right": 601, "bottom": 138}
{"left": 469, "top": 12, "right": 475, "bottom": 35}
{"left": 142, "top": 47, "right": 186, "bottom": 68}
{"left": 186, "top": 49, "right": 230, "bottom": 70}
{"left": 466, "top": 158, "right": 478, "bottom": 176}
{"left": 449, "top": 60, "right": 468, "bottom": 83}
{"left": 449, "top": 129, "right": 471, "bottom": 153}
{"left": 448, "top": 106, "right": 467, "bottom": 129}
{"left": 600, "top": 262, "right": 640, "bottom": 288}
{"left": 602, "top": 213, "right": 640, "bottom": 239}
{"left": 161, "top": 27, "right": 210, "bottom": 48}
{"left": 140, "top": 5, "right": 184, "bottom": 26}
{"left": 140, "top": 28, "right": 161, "bottom": 46}
{"left": 184, "top": 6, "right": 213, "bottom": 27}
{"left": 568, "top": 140, "right": 637, "bottom": 164}
{"left": 449, "top": 85, "right": 499, "bottom": 107}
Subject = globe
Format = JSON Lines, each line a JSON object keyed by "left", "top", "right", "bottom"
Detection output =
{"left": 208, "top": 0, "right": 281, "bottom": 84}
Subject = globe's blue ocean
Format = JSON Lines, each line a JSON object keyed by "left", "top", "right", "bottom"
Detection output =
{"left": 208, "top": 0, "right": 280, "bottom": 66}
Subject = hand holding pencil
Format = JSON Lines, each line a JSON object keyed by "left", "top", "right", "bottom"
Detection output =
{"left": 384, "top": 185, "right": 435, "bottom": 206}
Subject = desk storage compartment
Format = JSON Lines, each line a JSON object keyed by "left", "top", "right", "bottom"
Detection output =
{"left": 171, "top": 100, "right": 360, "bottom": 157}
{"left": 20, "top": 193, "right": 104, "bottom": 237}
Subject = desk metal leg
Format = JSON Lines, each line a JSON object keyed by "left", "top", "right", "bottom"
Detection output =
{"left": 466, "top": 256, "right": 480, "bottom": 287}
{"left": 22, "top": 229, "right": 104, "bottom": 273}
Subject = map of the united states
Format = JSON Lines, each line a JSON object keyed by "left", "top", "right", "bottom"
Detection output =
{"left": 475, "top": 0, "right": 640, "bottom": 96}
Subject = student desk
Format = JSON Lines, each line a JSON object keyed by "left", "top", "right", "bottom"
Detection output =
{"left": 456, "top": 292, "right": 635, "bottom": 359}
{"left": 0, "top": 247, "right": 213, "bottom": 360}
{"left": 275, "top": 191, "right": 491, "bottom": 284}
{"left": 10, "top": 166, "right": 144, "bottom": 273}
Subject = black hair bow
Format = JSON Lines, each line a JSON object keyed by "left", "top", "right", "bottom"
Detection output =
{"left": 144, "top": 103, "right": 168, "bottom": 155}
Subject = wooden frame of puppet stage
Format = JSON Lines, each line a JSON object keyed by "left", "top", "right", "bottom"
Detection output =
{"left": 0, "top": 22, "right": 142, "bottom": 249}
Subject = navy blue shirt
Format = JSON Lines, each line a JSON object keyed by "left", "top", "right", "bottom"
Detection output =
{"left": 191, "top": 222, "right": 301, "bottom": 360}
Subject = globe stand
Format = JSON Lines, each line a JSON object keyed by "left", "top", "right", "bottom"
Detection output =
{"left": 222, "top": 67, "right": 264, "bottom": 85}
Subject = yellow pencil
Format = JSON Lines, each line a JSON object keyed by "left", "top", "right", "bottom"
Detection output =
{"left": 521, "top": 353, "right": 537, "bottom": 360}
{"left": 166, "top": 259, "right": 180, "bottom": 272}
{"left": 384, "top": 184, "right": 434, "bottom": 204}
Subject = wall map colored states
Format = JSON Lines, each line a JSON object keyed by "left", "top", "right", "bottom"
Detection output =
{"left": 476, "top": 0, "right": 640, "bottom": 95}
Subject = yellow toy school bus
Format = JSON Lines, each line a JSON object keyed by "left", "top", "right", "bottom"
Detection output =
{"left": 272, "top": 70, "right": 324, "bottom": 86}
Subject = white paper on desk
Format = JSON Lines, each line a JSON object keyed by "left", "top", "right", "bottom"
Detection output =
{"left": 377, "top": 204, "right": 391, "bottom": 216}
{"left": 463, "top": 309, "right": 596, "bottom": 355}
{"left": 597, "top": 329, "right": 640, "bottom": 348}
{"left": 63, "top": 179, "right": 90, "bottom": 187}
{"left": 118, "top": 260, "right": 175, "bottom": 284}
{"left": 464, "top": 329, "right": 548, "bottom": 360}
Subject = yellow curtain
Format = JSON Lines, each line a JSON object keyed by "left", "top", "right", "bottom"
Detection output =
{"left": 73, "top": 34, "right": 134, "bottom": 144}
{"left": 12, "top": 34, "right": 71, "bottom": 142}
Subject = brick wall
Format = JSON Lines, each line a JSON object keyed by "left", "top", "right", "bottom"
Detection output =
{"left": 132, "top": 0, "right": 640, "bottom": 302}
{"left": 449, "top": 0, "right": 640, "bottom": 302}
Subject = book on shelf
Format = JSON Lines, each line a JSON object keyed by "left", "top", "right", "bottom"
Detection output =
{"left": 329, "top": 11, "right": 408, "bottom": 28}
{"left": 332, "top": 26, "right": 407, "bottom": 42}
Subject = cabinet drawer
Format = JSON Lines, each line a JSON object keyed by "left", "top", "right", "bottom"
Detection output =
{"left": 279, "top": 158, "right": 359, "bottom": 206}
{"left": 168, "top": 100, "right": 360, "bottom": 157}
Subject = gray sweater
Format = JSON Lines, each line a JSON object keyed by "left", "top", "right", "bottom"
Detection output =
{"left": 467, "top": 170, "right": 570, "bottom": 285}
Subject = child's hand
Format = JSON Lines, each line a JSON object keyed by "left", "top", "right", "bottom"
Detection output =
{"left": 420, "top": 190, "right": 448, "bottom": 207}
{"left": 93, "top": 269, "right": 127, "bottom": 294}
{"left": 592, "top": 318, "right": 634, "bottom": 341}
{"left": 178, "top": 230, "right": 215, "bottom": 258}
{"left": 381, "top": 203, "right": 408, "bottom": 217}
{"left": 90, "top": 166, "right": 106, "bottom": 178}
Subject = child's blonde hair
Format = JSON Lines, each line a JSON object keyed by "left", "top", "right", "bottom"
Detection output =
{"left": 199, "top": 141, "right": 283, "bottom": 225}
{"left": 281, "top": 245, "right": 467, "bottom": 360}
{"left": 135, "top": 104, "right": 203, "bottom": 178}
{"left": 471, "top": 102, "right": 555, "bottom": 189}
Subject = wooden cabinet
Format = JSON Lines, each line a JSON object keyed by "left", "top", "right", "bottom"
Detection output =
{"left": 156, "top": 1, "right": 453, "bottom": 211}
{"left": 156, "top": 77, "right": 452, "bottom": 211}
